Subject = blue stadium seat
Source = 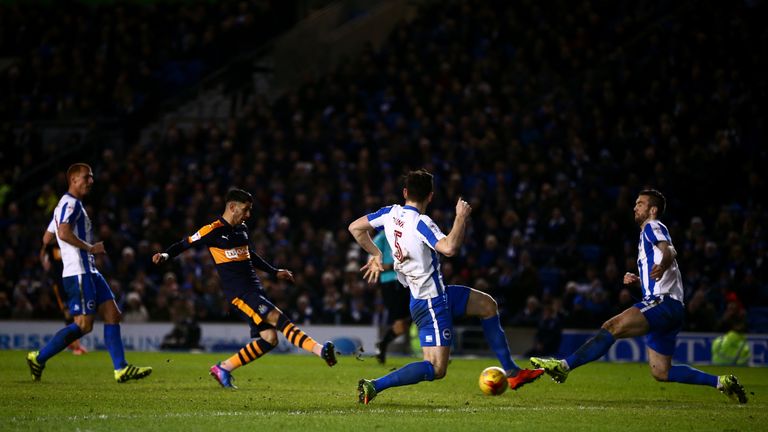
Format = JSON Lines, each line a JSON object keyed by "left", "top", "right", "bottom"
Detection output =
{"left": 578, "top": 244, "right": 603, "bottom": 264}
{"left": 538, "top": 267, "right": 562, "bottom": 293}
{"left": 747, "top": 307, "right": 768, "bottom": 333}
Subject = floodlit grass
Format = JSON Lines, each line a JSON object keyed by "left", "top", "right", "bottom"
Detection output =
{"left": 1, "top": 350, "right": 765, "bottom": 431}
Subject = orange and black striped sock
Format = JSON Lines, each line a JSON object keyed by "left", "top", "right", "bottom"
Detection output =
{"left": 225, "top": 339, "right": 275, "bottom": 369}
{"left": 276, "top": 314, "right": 318, "bottom": 353}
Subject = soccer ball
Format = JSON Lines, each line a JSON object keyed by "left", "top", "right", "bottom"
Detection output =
{"left": 478, "top": 366, "right": 508, "bottom": 396}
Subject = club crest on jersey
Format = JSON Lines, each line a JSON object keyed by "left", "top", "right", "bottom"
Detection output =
{"left": 442, "top": 329, "right": 452, "bottom": 340}
{"left": 87, "top": 300, "right": 96, "bottom": 311}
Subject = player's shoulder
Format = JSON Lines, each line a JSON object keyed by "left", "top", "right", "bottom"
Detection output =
{"left": 644, "top": 219, "right": 669, "bottom": 233}
{"left": 646, "top": 219, "right": 666, "bottom": 228}
{"left": 191, "top": 218, "right": 227, "bottom": 240}
{"left": 417, "top": 213, "right": 437, "bottom": 224}
{"left": 643, "top": 219, "right": 672, "bottom": 242}
{"left": 58, "top": 193, "right": 80, "bottom": 206}
{"left": 368, "top": 204, "right": 397, "bottom": 220}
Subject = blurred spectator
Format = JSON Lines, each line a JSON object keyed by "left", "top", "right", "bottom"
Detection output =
{"left": 123, "top": 292, "right": 150, "bottom": 323}
{"left": 160, "top": 296, "right": 201, "bottom": 350}
{"left": 525, "top": 302, "right": 563, "bottom": 357}
{"left": 1, "top": 0, "right": 766, "bottom": 334}
{"left": 510, "top": 295, "right": 541, "bottom": 328}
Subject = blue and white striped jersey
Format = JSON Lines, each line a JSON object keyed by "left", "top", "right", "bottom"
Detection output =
{"left": 637, "top": 220, "right": 684, "bottom": 303}
{"left": 367, "top": 205, "right": 446, "bottom": 300}
{"left": 52, "top": 193, "right": 98, "bottom": 277}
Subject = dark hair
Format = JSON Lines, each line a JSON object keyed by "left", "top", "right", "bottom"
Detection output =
{"left": 404, "top": 169, "right": 434, "bottom": 202}
{"left": 225, "top": 188, "right": 253, "bottom": 204}
{"left": 66, "top": 163, "right": 92, "bottom": 185}
{"left": 639, "top": 189, "right": 666, "bottom": 215}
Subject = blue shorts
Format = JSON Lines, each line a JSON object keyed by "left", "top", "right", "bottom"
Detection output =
{"left": 62, "top": 273, "right": 115, "bottom": 316}
{"left": 410, "top": 285, "right": 470, "bottom": 347}
{"left": 633, "top": 296, "right": 684, "bottom": 356}
{"left": 230, "top": 291, "right": 278, "bottom": 338}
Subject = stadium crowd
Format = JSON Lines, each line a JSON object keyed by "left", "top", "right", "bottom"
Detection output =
{"left": 1, "top": 0, "right": 766, "bottom": 340}
{"left": 0, "top": 0, "right": 296, "bottom": 122}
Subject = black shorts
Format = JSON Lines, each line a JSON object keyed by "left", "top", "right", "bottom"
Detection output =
{"left": 381, "top": 280, "right": 411, "bottom": 323}
{"left": 230, "top": 291, "right": 277, "bottom": 338}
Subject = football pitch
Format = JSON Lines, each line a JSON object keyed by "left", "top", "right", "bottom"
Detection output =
{"left": 1, "top": 350, "right": 765, "bottom": 431}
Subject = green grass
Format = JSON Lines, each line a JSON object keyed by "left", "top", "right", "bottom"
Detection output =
{"left": 1, "top": 350, "right": 765, "bottom": 431}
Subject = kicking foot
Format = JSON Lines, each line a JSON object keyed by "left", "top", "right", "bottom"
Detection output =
{"left": 530, "top": 357, "right": 569, "bottom": 383}
{"left": 358, "top": 379, "right": 377, "bottom": 405}
{"left": 719, "top": 374, "right": 747, "bottom": 404}
{"left": 507, "top": 368, "right": 545, "bottom": 390}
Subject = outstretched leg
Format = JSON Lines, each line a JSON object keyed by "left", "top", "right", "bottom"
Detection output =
{"left": 648, "top": 345, "right": 746, "bottom": 403}
{"left": 464, "top": 288, "right": 543, "bottom": 389}
{"left": 532, "top": 306, "right": 648, "bottom": 383}
{"left": 359, "top": 346, "right": 444, "bottom": 405}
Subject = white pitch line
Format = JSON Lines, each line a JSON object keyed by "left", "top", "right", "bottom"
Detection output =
{"left": 7, "top": 404, "right": 703, "bottom": 424}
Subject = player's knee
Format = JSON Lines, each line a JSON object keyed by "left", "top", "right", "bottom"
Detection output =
{"left": 261, "top": 331, "right": 278, "bottom": 346}
{"left": 432, "top": 365, "right": 448, "bottom": 380}
{"left": 77, "top": 321, "right": 93, "bottom": 334}
{"left": 479, "top": 294, "right": 498, "bottom": 318}
{"left": 109, "top": 310, "right": 122, "bottom": 324}
{"left": 600, "top": 319, "right": 618, "bottom": 336}
{"left": 649, "top": 366, "right": 669, "bottom": 382}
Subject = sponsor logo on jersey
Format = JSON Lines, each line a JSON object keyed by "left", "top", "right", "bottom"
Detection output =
{"left": 224, "top": 246, "right": 249, "bottom": 259}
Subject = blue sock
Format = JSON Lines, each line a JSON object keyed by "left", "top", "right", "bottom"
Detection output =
{"left": 565, "top": 328, "right": 615, "bottom": 370}
{"left": 481, "top": 315, "right": 519, "bottom": 373}
{"left": 372, "top": 361, "right": 435, "bottom": 393}
{"left": 38, "top": 323, "right": 83, "bottom": 364}
{"left": 104, "top": 324, "right": 127, "bottom": 370}
{"left": 667, "top": 364, "right": 719, "bottom": 387}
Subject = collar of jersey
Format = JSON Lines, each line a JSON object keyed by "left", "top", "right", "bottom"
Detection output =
{"left": 402, "top": 205, "right": 420, "bottom": 213}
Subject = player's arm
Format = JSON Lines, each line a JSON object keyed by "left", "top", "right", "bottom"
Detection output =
{"left": 57, "top": 222, "right": 105, "bottom": 254}
{"left": 248, "top": 247, "right": 294, "bottom": 282}
{"left": 348, "top": 215, "right": 384, "bottom": 283}
{"left": 623, "top": 272, "right": 640, "bottom": 286}
{"left": 372, "top": 233, "right": 393, "bottom": 271}
{"left": 40, "top": 226, "right": 55, "bottom": 272}
{"left": 152, "top": 237, "right": 193, "bottom": 264}
{"left": 650, "top": 241, "right": 676, "bottom": 280}
{"left": 152, "top": 224, "right": 214, "bottom": 264}
{"left": 435, "top": 198, "right": 471, "bottom": 257}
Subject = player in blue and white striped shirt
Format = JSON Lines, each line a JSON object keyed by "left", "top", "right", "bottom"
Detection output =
{"left": 349, "top": 169, "right": 543, "bottom": 404}
{"left": 26, "top": 163, "right": 152, "bottom": 383}
{"left": 532, "top": 189, "right": 747, "bottom": 403}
